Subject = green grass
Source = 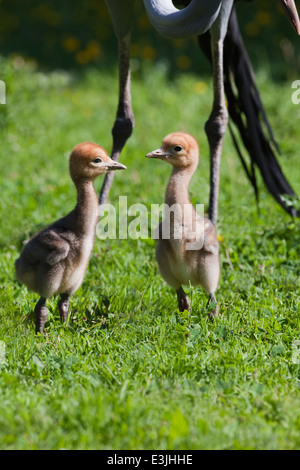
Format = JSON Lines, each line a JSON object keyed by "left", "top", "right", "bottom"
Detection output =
{"left": 1, "top": 54, "right": 300, "bottom": 450}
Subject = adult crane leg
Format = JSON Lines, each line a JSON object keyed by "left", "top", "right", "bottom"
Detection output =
{"left": 205, "top": 0, "right": 234, "bottom": 226}
{"left": 99, "top": 35, "right": 134, "bottom": 207}
{"left": 100, "top": 1, "right": 136, "bottom": 207}
{"left": 200, "top": 6, "right": 299, "bottom": 217}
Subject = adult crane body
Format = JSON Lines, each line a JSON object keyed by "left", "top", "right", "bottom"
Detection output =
{"left": 102, "top": 0, "right": 300, "bottom": 222}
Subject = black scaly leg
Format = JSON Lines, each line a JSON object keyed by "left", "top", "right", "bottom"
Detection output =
{"left": 99, "top": 34, "right": 134, "bottom": 208}
{"left": 35, "top": 297, "right": 48, "bottom": 334}
{"left": 177, "top": 287, "right": 191, "bottom": 312}
{"left": 58, "top": 294, "right": 70, "bottom": 324}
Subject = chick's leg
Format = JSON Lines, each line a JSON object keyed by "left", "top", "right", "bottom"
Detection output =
{"left": 35, "top": 297, "right": 48, "bottom": 334}
{"left": 177, "top": 287, "right": 190, "bottom": 312}
{"left": 58, "top": 294, "right": 70, "bottom": 324}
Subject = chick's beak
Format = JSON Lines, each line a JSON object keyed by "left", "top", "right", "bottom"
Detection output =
{"left": 106, "top": 161, "right": 127, "bottom": 171}
{"left": 146, "top": 149, "right": 168, "bottom": 160}
{"left": 279, "top": 0, "right": 300, "bottom": 34}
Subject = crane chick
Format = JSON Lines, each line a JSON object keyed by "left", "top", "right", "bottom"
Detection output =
{"left": 146, "top": 132, "right": 220, "bottom": 319}
{"left": 15, "top": 143, "right": 126, "bottom": 333}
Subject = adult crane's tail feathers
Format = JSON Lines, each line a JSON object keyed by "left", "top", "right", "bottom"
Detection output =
{"left": 198, "top": 7, "right": 298, "bottom": 217}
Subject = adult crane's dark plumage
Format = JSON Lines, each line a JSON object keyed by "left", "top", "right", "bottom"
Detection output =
{"left": 198, "top": 1, "right": 299, "bottom": 217}
{"left": 102, "top": 0, "right": 300, "bottom": 223}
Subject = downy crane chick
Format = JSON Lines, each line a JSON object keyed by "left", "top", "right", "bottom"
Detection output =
{"left": 15, "top": 142, "right": 126, "bottom": 333}
{"left": 146, "top": 132, "right": 220, "bottom": 319}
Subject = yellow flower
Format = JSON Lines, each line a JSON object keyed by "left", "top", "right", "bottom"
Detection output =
{"left": 75, "top": 41, "right": 102, "bottom": 64}
{"left": 63, "top": 36, "right": 81, "bottom": 53}
{"left": 86, "top": 41, "right": 102, "bottom": 59}
{"left": 256, "top": 11, "right": 271, "bottom": 26}
{"left": 194, "top": 81, "right": 208, "bottom": 95}
{"left": 245, "top": 22, "right": 260, "bottom": 37}
{"left": 75, "top": 50, "right": 91, "bottom": 65}
{"left": 141, "top": 45, "right": 156, "bottom": 60}
{"left": 176, "top": 55, "right": 191, "bottom": 70}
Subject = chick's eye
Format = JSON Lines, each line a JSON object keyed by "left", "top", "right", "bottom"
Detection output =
{"left": 93, "top": 158, "right": 102, "bottom": 163}
{"left": 174, "top": 146, "right": 182, "bottom": 152}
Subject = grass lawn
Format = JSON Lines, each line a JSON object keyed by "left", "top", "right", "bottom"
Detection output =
{"left": 0, "top": 53, "right": 300, "bottom": 450}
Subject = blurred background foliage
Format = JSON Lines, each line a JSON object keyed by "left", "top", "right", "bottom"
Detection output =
{"left": 0, "top": 0, "right": 299, "bottom": 79}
